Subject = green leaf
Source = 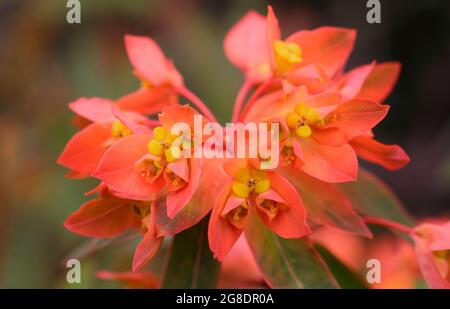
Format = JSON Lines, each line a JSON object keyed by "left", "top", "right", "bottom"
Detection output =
{"left": 314, "top": 244, "right": 368, "bottom": 289}
{"left": 162, "top": 216, "right": 220, "bottom": 288}
{"left": 245, "top": 209, "right": 338, "bottom": 288}
{"left": 338, "top": 169, "right": 414, "bottom": 226}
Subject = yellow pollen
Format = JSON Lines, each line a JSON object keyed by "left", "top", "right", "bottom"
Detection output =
{"left": 286, "top": 112, "right": 300, "bottom": 129}
{"left": 148, "top": 139, "right": 164, "bottom": 156}
{"left": 295, "top": 125, "right": 312, "bottom": 138}
{"left": 285, "top": 103, "right": 321, "bottom": 139}
{"left": 165, "top": 133, "right": 178, "bottom": 145}
{"left": 254, "top": 179, "right": 270, "bottom": 194}
{"left": 260, "top": 200, "right": 279, "bottom": 221}
{"left": 152, "top": 126, "right": 167, "bottom": 141}
{"left": 111, "top": 120, "right": 132, "bottom": 138}
{"left": 231, "top": 168, "right": 270, "bottom": 198}
{"left": 305, "top": 108, "right": 320, "bottom": 124}
{"left": 165, "top": 146, "right": 180, "bottom": 163}
{"left": 273, "top": 40, "right": 302, "bottom": 74}
{"left": 294, "top": 103, "right": 309, "bottom": 116}
{"left": 232, "top": 181, "right": 250, "bottom": 198}
{"left": 140, "top": 80, "right": 152, "bottom": 88}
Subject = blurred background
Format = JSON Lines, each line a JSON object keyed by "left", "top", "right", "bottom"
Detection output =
{"left": 0, "top": 0, "right": 449, "bottom": 288}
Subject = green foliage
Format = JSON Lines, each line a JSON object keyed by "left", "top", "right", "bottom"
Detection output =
{"left": 162, "top": 217, "right": 220, "bottom": 288}
{"left": 245, "top": 210, "right": 338, "bottom": 288}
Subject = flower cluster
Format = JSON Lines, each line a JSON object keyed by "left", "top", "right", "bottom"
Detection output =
{"left": 58, "top": 6, "right": 449, "bottom": 288}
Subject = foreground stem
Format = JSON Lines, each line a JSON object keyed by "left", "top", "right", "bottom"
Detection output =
{"left": 363, "top": 216, "right": 414, "bottom": 234}
{"left": 231, "top": 79, "right": 254, "bottom": 123}
{"left": 177, "top": 86, "right": 217, "bottom": 122}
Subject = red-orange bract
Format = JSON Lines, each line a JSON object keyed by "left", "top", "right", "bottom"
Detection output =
{"left": 56, "top": 5, "right": 445, "bottom": 290}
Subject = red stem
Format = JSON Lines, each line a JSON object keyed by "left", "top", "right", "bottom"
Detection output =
{"left": 177, "top": 86, "right": 217, "bottom": 122}
{"left": 363, "top": 216, "right": 414, "bottom": 235}
{"left": 238, "top": 78, "right": 274, "bottom": 122}
{"left": 232, "top": 79, "right": 254, "bottom": 123}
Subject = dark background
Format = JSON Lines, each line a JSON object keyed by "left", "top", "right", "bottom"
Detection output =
{"left": 0, "top": 0, "right": 449, "bottom": 287}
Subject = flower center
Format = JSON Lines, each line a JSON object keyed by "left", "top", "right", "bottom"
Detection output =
{"left": 226, "top": 203, "right": 248, "bottom": 229}
{"left": 285, "top": 103, "right": 322, "bottom": 138}
{"left": 231, "top": 168, "right": 270, "bottom": 199}
{"left": 433, "top": 250, "right": 450, "bottom": 280}
{"left": 273, "top": 40, "right": 302, "bottom": 74}
{"left": 147, "top": 126, "right": 183, "bottom": 163}
{"left": 111, "top": 120, "right": 132, "bottom": 138}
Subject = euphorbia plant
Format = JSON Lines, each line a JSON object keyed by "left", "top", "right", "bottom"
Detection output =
{"left": 59, "top": 6, "right": 450, "bottom": 289}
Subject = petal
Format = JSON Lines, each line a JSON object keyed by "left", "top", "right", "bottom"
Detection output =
{"left": 416, "top": 222, "right": 450, "bottom": 252}
{"left": 258, "top": 188, "right": 285, "bottom": 204}
{"left": 357, "top": 62, "right": 401, "bottom": 103}
{"left": 413, "top": 234, "right": 450, "bottom": 289}
{"left": 115, "top": 87, "right": 178, "bottom": 115}
{"left": 326, "top": 99, "right": 389, "bottom": 140}
{"left": 96, "top": 270, "right": 159, "bottom": 288}
{"left": 64, "top": 197, "right": 141, "bottom": 237}
{"left": 332, "top": 62, "right": 375, "bottom": 100}
{"left": 224, "top": 11, "right": 269, "bottom": 81}
{"left": 306, "top": 91, "right": 342, "bottom": 117}
{"left": 57, "top": 123, "right": 111, "bottom": 175}
{"left": 124, "top": 34, "right": 183, "bottom": 87}
{"left": 111, "top": 108, "right": 152, "bottom": 134}
{"left": 298, "top": 138, "right": 358, "bottom": 183}
{"left": 257, "top": 172, "right": 311, "bottom": 238}
{"left": 84, "top": 182, "right": 107, "bottom": 196}
{"left": 350, "top": 136, "right": 410, "bottom": 170}
{"left": 208, "top": 183, "right": 243, "bottom": 261}
{"left": 266, "top": 5, "right": 281, "bottom": 72}
{"left": 278, "top": 166, "right": 372, "bottom": 237}
{"left": 166, "top": 159, "right": 201, "bottom": 218}
{"left": 312, "top": 127, "right": 348, "bottom": 146}
{"left": 155, "top": 158, "right": 229, "bottom": 236}
{"left": 158, "top": 104, "right": 201, "bottom": 130}
{"left": 223, "top": 158, "right": 248, "bottom": 178}
{"left": 132, "top": 232, "right": 164, "bottom": 272}
{"left": 243, "top": 86, "right": 308, "bottom": 122}
{"left": 286, "top": 64, "right": 329, "bottom": 94}
{"left": 69, "top": 97, "right": 114, "bottom": 123}
{"left": 92, "top": 134, "right": 165, "bottom": 200}
{"left": 222, "top": 196, "right": 247, "bottom": 217}
{"left": 287, "top": 27, "right": 356, "bottom": 78}
{"left": 167, "top": 158, "right": 190, "bottom": 182}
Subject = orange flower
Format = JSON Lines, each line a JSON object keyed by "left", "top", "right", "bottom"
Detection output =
{"left": 208, "top": 158, "right": 310, "bottom": 261}
{"left": 413, "top": 222, "right": 450, "bottom": 288}
{"left": 58, "top": 88, "right": 176, "bottom": 178}
{"left": 92, "top": 105, "right": 204, "bottom": 219}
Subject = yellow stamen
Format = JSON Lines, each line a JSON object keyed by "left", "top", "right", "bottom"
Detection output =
{"left": 148, "top": 139, "right": 164, "bottom": 156}
{"left": 294, "top": 103, "right": 309, "bottom": 117}
{"left": 255, "top": 179, "right": 270, "bottom": 194}
{"left": 165, "top": 133, "right": 178, "bottom": 145}
{"left": 295, "top": 125, "right": 312, "bottom": 138}
{"left": 152, "top": 126, "right": 167, "bottom": 141}
{"left": 111, "top": 120, "right": 132, "bottom": 138}
{"left": 285, "top": 102, "right": 321, "bottom": 139}
{"left": 234, "top": 168, "right": 251, "bottom": 183}
{"left": 286, "top": 112, "right": 300, "bottom": 129}
{"left": 140, "top": 80, "right": 152, "bottom": 88}
{"left": 273, "top": 40, "right": 302, "bottom": 74}
{"left": 232, "top": 168, "right": 270, "bottom": 198}
{"left": 165, "top": 146, "right": 180, "bottom": 163}
{"left": 251, "top": 169, "right": 267, "bottom": 182}
{"left": 305, "top": 108, "right": 320, "bottom": 124}
{"left": 232, "top": 181, "right": 250, "bottom": 198}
